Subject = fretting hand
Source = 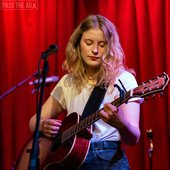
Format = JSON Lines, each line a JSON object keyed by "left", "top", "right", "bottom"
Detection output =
{"left": 99, "top": 103, "right": 125, "bottom": 129}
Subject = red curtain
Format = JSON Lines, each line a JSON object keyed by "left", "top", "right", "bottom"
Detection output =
{"left": 0, "top": 0, "right": 169, "bottom": 169}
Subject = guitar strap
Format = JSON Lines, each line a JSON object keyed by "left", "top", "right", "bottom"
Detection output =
{"left": 81, "top": 84, "right": 107, "bottom": 120}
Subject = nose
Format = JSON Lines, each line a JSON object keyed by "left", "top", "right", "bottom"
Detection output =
{"left": 92, "top": 45, "right": 99, "bottom": 55}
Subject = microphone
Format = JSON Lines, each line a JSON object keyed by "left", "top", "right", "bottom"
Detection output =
{"left": 41, "top": 44, "right": 58, "bottom": 59}
{"left": 29, "top": 76, "right": 59, "bottom": 85}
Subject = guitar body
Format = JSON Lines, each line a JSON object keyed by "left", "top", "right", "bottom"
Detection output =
{"left": 15, "top": 112, "right": 92, "bottom": 170}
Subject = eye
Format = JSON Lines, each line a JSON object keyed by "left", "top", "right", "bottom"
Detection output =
{"left": 99, "top": 42, "right": 106, "bottom": 47}
{"left": 86, "top": 42, "right": 92, "bottom": 46}
{"left": 85, "top": 40, "right": 93, "bottom": 46}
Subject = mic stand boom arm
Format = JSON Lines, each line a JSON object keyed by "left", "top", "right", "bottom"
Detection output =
{"left": 0, "top": 71, "right": 38, "bottom": 100}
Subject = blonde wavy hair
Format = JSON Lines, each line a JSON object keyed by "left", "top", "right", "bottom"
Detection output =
{"left": 63, "top": 15, "right": 134, "bottom": 91}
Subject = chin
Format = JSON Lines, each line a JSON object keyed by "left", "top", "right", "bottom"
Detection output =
{"left": 87, "top": 62, "right": 101, "bottom": 68}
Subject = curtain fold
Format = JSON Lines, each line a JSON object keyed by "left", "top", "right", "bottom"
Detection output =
{"left": 0, "top": 0, "right": 169, "bottom": 169}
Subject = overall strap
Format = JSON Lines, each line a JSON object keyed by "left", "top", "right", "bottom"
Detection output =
{"left": 81, "top": 85, "right": 107, "bottom": 120}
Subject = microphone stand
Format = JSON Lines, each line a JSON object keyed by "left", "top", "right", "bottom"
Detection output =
{"left": 28, "top": 55, "right": 49, "bottom": 170}
{"left": 146, "top": 129, "right": 154, "bottom": 170}
{"left": 28, "top": 44, "right": 58, "bottom": 170}
{"left": 0, "top": 71, "right": 38, "bottom": 100}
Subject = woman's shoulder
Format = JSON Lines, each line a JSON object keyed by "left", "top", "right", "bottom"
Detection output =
{"left": 58, "top": 74, "right": 71, "bottom": 83}
{"left": 57, "top": 74, "right": 76, "bottom": 89}
{"left": 51, "top": 74, "right": 73, "bottom": 95}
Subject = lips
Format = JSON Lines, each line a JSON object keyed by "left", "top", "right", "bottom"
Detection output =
{"left": 88, "top": 56, "right": 100, "bottom": 60}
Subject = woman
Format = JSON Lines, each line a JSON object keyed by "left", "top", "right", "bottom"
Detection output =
{"left": 29, "top": 15, "right": 141, "bottom": 170}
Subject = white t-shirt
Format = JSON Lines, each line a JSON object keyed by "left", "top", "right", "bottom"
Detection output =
{"left": 51, "top": 71, "right": 138, "bottom": 142}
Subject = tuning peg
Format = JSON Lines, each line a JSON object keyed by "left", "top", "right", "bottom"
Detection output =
{"left": 148, "top": 88, "right": 152, "bottom": 92}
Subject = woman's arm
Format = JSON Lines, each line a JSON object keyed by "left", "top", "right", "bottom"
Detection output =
{"left": 99, "top": 101, "right": 140, "bottom": 145}
{"left": 29, "top": 96, "right": 64, "bottom": 138}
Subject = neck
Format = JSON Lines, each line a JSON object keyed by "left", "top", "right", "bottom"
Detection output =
{"left": 85, "top": 69, "right": 98, "bottom": 85}
{"left": 86, "top": 70, "right": 97, "bottom": 80}
{"left": 86, "top": 67, "right": 99, "bottom": 78}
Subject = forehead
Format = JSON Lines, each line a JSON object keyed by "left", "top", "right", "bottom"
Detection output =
{"left": 81, "top": 28, "right": 106, "bottom": 41}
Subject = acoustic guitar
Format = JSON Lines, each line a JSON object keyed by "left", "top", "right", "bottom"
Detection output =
{"left": 14, "top": 72, "right": 169, "bottom": 170}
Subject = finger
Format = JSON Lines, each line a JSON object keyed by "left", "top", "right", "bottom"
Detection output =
{"left": 99, "top": 110, "right": 110, "bottom": 120}
{"left": 44, "top": 119, "right": 62, "bottom": 127}
{"left": 100, "top": 105, "right": 118, "bottom": 123}
{"left": 105, "top": 103, "right": 118, "bottom": 112}
{"left": 44, "top": 129, "right": 59, "bottom": 135}
{"left": 43, "top": 127, "right": 60, "bottom": 138}
{"left": 51, "top": 120, "right": 62, "bottom": 126}
{"left": 44, "top": 133, "right": 56, "bottom": 138}
{"left": 44, "top": 124, "right": 61, "bottom": 131}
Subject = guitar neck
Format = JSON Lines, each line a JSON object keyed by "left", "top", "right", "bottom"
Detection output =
{"left": 61, "top": 90, "right": 131, "bottom": 143}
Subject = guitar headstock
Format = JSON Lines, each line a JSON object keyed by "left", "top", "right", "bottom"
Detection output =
{"left": 133, "top": 72, "right": 169, "bottom": 99}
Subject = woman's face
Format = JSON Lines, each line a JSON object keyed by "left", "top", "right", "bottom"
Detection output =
{"left": 80, "top": 28, "right": 107, "bottom": 70}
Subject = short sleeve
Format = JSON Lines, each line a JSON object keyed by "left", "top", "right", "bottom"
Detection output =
{"left": 50, "top": 75, "right": 67, "bottom": 110}
{"left": 116, "top": 71, "right": 138, "bottom": 91}
{"left": 115, "top": 71, "right": 143, "bottom": 103}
